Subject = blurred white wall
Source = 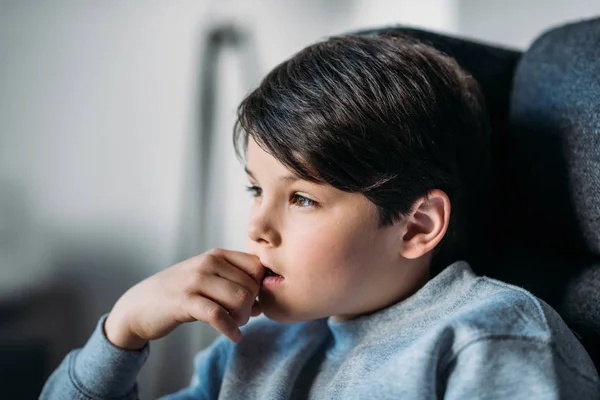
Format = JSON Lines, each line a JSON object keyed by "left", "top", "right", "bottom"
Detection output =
{"left": 1, "top": 0, "right": 598, "bottom": 398}
{"left": 458, "top": 0, "right": 600, "bottom": 48}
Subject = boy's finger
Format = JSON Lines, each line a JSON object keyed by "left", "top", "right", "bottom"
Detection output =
{"left": 210, "top": 249, "right": 265, "bottom": 283}
{"left": 250, "top": 300, "right": 262, "bottom": 317}
{"left": 214, "top": 261, "right": 261, "bottom": 298}
{"left": 198, "top": 275, "right": 255, "bottom": 316}
{"left": 234, "top": 302, "right": 260, "bottom": 326}
{"left": 187, "top": 296, "right": 242, "bottom": 343}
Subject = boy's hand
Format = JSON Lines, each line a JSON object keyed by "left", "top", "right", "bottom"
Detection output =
{"left": 104, "top": 249, "right": 265, "bottom": 350}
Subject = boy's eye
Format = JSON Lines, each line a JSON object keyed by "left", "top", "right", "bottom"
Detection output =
{"left": 245, "top": 186, "right": 317, "bottom": 208}
{"left": 290, "top": 193, "right": 317, "bottom": 208}
{"left": 245, "top": 185, "right": 262, "bottom": 197}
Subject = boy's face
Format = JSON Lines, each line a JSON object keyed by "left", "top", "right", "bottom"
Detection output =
{"left": 245, "top": 137, "right": 428, "bottom": 322}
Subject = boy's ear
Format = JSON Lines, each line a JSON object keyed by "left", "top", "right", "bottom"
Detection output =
{"left": 399, "top": 189, "right": 451, "bottom": 260}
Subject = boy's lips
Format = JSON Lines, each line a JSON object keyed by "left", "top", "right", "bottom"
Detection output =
{"left": 261, "top": 264, "right": 285, "bottom": 290}
{"left": 261, "top": 262, "right": 283, "bottom": 278}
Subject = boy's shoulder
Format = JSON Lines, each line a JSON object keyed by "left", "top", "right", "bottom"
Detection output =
{"left": 442, "top": 271, "right": 563, "bottom": 345}
{"left": 430, "top": 270, "right": 597, "bottom": 385}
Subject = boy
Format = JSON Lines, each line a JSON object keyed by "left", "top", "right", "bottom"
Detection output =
{"left": 41, "top": 33, "right": 599, "bottom": 399}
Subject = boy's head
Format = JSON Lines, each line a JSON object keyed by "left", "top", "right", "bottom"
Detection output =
{"left": 234, "top": 33, "right": 490, "bottom": 322}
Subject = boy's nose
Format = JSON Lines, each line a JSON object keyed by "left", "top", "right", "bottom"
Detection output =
{"left": 247, "top": 213, "right": 281, "bottom": 248}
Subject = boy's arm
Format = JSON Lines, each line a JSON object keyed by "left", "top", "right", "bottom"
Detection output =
{"left": 40, "top": 314, "right": 149, "bottom": 400}
{"left": 442, "top": 336, "right": 600, "bottom": 399}
{"left": 39, "top": 248, "right": 263, "bottom": 399}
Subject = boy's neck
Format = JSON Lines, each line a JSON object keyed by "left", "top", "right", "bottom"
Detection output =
{"left": 331, "top": 256, "right": 432, "bottom": 322}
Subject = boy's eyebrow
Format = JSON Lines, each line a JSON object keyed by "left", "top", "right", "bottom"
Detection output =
{"left": 244, "top": 166, "right": 300, "bottom": 183}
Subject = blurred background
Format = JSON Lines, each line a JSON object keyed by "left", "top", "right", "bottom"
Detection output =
{"left": 1, "top": 1, "right": 599, "bottom": 398}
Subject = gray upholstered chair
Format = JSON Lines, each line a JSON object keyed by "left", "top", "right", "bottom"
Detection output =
{"left": 356, "top": 17, "right": 600, "bottom": 372}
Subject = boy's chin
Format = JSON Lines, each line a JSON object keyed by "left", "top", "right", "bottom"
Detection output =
{"left": 258, "top": 298, "right": 319, "bottom": 323}
{"left": 261, "top": 310, "right": 297, "bottom": 323}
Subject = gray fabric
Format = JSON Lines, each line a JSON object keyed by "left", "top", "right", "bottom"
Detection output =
{"left": 561, "top": 262, "right": 600, "bottom": 371}
{"left": 509, "top": 17, "right": 600, "bottom": 370}
{"left": 510, "top": 17, "right": 600, "bottom": 254}
{"left": 40, "top": 315, "right": 149, "bottom": 399}
{"left": 39, "top": 261, "right": 600, "bottom": 399}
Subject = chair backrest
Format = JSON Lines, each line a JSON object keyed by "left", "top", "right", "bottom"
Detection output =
{"left": 508, "top": 17, "right": 600, "bottom": 371}
{"left": 355, "top": 19, "right": 600, "bottom": 371}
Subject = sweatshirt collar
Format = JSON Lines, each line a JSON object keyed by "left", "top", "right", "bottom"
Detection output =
{"left": 325, "top": 260, "right": 477, "bottom": 355}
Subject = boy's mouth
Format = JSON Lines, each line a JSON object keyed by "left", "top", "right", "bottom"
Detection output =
{"left": 259, "top": 262, "right": 284, "bottom": 289}
{"left": 261, "top": 266, "right": 284, "bottom": 289}
{"left": 264, "top": 267, "right": 282, "bottom": 278}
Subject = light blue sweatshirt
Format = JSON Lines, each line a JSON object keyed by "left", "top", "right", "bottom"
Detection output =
{"left": 41, "top": 261, "right": 600, "bottom": 399}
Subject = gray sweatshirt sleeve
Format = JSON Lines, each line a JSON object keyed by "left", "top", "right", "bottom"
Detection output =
{"left": 442, "top": 336, "right": 600, "bottom": 399}
{"left": 40, "top": 314, "right": 150, "bottom": 400}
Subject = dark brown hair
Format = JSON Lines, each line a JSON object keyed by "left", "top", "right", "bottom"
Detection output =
{"left": 233, "top": 33, "right": 490, "bottom": 271}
